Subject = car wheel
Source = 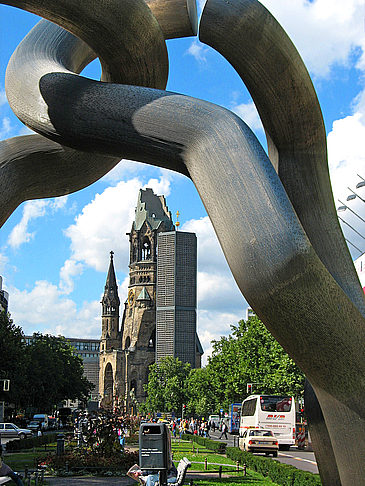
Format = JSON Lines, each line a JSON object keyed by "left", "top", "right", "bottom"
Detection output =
{"left": 19, "top": 433, "right": 25, "bottom": 439}
{"left": 272, "top": 451, "right": 278, "bottom": 457}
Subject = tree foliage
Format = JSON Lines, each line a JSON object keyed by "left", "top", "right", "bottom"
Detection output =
{"left": 22, "top": 333, "right": 94, "bottom": 411}
{"left": 142, "top": 356, "right": 191, "bottom": 414}
{"left": 0, "top": 311, "right": 93, "bottom": 413}
{"left": 206, "top": 317, "right": 305, "bottom": 410}
{"left": 142, "top": 316, "right": 305, "bottom": 416}
{"left": 0, "top": 311, "right": 27, "bottom": 406}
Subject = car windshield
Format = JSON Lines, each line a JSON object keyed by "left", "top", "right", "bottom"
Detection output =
{"left": 249, "top": 430, "right": 273, "bottom": 437}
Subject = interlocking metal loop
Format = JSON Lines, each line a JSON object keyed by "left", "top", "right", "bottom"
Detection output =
{"left": 1, "top": 1, "right": 365, "bottom": 484}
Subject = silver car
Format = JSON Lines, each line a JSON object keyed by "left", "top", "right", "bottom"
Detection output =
{"left": 0, "top": 422, "right": 33, "bottom": 439}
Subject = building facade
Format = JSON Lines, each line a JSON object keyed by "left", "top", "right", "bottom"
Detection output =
{"left": 156, "top": 231, "right": 198, "bottom": 367}
{"left": 99, "top": 188, "right": 203, "bottom": 412}
{"left": 0, "top": 276, "right": 9, "bottom": 312}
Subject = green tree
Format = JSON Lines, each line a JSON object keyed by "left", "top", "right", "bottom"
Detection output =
{"left": 22, "top": 333, "right": 93, "bottom": 411}
{"left": 186, "top": 367, "right": 217, "bottom": 417}
{"left": 142, "top": 357, "right": 191, "bottom": 415}
{"left": 0, "top": 311, "right": 27, "bottom": 407}
{"left": 207, "top": 317, "right": 305, "bottom": 410}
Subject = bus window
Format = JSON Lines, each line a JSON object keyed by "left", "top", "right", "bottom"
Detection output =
{"left": 242, "top": 397, "right": 257, "bottom": 416}
{"left": 260, "top": 396, "right": 292, "bottom": 412}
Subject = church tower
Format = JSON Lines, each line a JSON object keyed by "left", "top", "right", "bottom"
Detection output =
{"left": 99, "top": 188, "right": 203, "bottom": 413}
{"left": 121, "top": 188, "right": 175, "bottom": 410}
{"left": 99, "top": 251, "right": 123, "bottom": 410}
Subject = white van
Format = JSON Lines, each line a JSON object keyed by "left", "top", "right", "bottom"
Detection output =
{"left": 208, "top": 415, "right": 220, "bottom": 427}
{"left": 33, "top": 414, "right": 49, "bottom": 430}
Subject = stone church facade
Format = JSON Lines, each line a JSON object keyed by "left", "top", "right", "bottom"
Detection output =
{"left": 99, "top": 188, "right": 203, "bottom": 412}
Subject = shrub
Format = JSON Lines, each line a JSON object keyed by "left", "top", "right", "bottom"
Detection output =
{"left": 38, "top": 449, "right": 139, "bottom": 474}
{"left": 226, "top": 447, "right": 322, "bottom": 486}
{"left": 181, "top": 434, "right": 226, "bottom": 454}
{"left": 5, "top": 433, "right": 59, "bottom": 452}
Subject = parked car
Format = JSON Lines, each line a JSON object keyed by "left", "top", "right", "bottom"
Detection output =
{"left": 27, "top": 421, "right": 42, "bottom": 432}
{"left": 239, "top": 428, "right": 278, "bottom": 457}
{"left": 0, "top": 422, "right": 33, "bottom": 439}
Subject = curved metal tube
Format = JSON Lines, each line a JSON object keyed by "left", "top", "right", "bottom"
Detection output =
{"left": 1, "top": 0, "right": 195, "bottom": 227}
{"left": 199, "top": 0, "right": 365, "bottom": 317}
{"left": 2, "top": 0, "right": 365, "bottom": 483}
{"left": 3, "top": 0, "right": 168, "bottom": 86}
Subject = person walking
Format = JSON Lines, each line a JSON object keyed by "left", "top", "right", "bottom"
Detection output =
{"left": 219, "top": 421, "right": 228, "bottom": 440}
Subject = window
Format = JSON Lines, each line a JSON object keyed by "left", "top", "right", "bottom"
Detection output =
{"left": 148, "top": 329, "right": 156, "bottom": 350}
{"left": 125, "top": 336, "right": 131, "bottom": 349}
{"left": 260, "top": 396, "right": 292, "bottom": 412}
{"left": 141, "top": 237, "right": 151, "bottom": 260}
{"left": 242, "top": 398, "right": 257, "bottom": 416}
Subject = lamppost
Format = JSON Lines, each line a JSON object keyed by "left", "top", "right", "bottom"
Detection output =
{"left": 336, "top": 199, "right": 365, "bottom": 256}
{"left": 337, "top": 200, "right": 365, "bottom": 224}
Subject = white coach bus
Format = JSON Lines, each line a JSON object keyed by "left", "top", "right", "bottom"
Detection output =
{"left": 239, "top": 395, "right": 296, "bottom": 450}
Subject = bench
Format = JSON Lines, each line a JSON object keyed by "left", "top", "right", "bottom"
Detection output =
{"left": 170, "top": 457, "right": 191, "bottom": 486}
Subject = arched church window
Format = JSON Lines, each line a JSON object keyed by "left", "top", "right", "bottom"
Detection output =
{"left": 125, "top": 336, "right": 131, "bottom": 349}
{"left": 132, "top": 244, "right": 137, "bottom": 262}
{"left": 148, "top": 329, "right": 156, "bottom": 350}
{"left": 141, "top": 237, "right": 151, "bottom": 260}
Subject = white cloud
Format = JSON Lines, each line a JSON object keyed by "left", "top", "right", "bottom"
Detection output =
{"left": 186, "top": 40, "right": 209, "bottom": 63}
{"left": 260, "top": 0, "right": 365, "bottom": 78}
{"left": 101, "top": 159, "right": 147, "bottom": 183}
{"left": 198, "top": 0, "right": 365, "bottom": 77}
{"left": 182, "top": 216, "right": 248, "bottom": 363}
{"left": 198, "top": 310, "right": 244, "bottom": 365}
{"left": 232, "top": 101, "right": 264, "bottom": 133}
{"left": 65, "top": 176, "right": 171, "bottom": 273}
{"left": 59, "top": 259, "right": 84, "bottom": 295}
{"left": 0, "top": 254, "right": 8, "bottom": 275}
{"left": 328, "top": 113, "right": 365, "bottom": 202}
{"left": 9, "top": 280, "right": 101, "bottom": 338}
{"left": 0, "top": 117, "right": 12, "bottom": 138}
{"left": 7, "top": 198, "right": 68, "bottom": 249}
{"left": 7, "top": 200, "right": 48, "bottom": 249}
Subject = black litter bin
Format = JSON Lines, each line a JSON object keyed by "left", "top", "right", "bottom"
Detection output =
{"left": 139, "top": 423, "right": 169, "bottom": 470}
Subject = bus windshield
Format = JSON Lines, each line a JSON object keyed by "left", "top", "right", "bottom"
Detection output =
{"left": 260, "top": 396, "right": 292, "bottom": 412}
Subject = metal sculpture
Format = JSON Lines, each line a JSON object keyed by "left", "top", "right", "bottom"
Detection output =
{"left": 1, "top": 0, "right": 364, "bottom": 483}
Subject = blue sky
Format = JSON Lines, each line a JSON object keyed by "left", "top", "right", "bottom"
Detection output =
{"left": 1, "top": 0, "right": 365, "bottom": 362}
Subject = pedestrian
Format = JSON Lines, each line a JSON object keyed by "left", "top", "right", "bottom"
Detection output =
{"left": 0, "top": 445, "right": 24, "bottom": 486}
{"left": 219, "top": 421, "right": 228, "bottom": 440}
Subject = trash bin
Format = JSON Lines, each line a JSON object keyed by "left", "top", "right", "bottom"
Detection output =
{"left": 56, "top": 433, "right": 65, "bottom": 455}
{"left": 139, "top": 423, "right": 169, "bottom": 470}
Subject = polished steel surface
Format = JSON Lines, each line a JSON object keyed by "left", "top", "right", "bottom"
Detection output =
{"left": 1, "top": 1, "right": 365, "bottom": 483}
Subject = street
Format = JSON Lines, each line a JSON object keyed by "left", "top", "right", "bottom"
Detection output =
{"left": 208, "top": 430, "right": 318, "bottom": 474}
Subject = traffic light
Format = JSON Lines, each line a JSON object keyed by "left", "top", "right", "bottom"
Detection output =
{"left": 247, "top": 383, "right": 252, "bottom": 394}
{"left": 183, "top": 404, "right": 186, "bottom": 412}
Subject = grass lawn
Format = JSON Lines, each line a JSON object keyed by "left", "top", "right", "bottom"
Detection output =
{"left": 171, "top": 439, "right": 279, "bottom": 485}
{"left": 3, "top": 439, "right": 279, "bottom": 485}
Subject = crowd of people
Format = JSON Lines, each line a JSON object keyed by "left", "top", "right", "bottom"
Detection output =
{"left": 170, "top": 417, "right": 217, "bottom": 438}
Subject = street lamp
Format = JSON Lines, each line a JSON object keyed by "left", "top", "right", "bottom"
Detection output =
{"left": 337, "top": 201, "right": 365, "bottom": 224}
{"left": 356, "top": 174, "right": 365, "bottom": 189}
{"left": 346, "top": 187, "right": 365, "bottom": 203}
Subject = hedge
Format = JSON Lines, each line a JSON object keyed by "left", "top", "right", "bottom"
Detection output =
{"left": 226, "top": 447, "right": 322, "bottom": 486}
{"left": 181, "top": 433, "right": 226, "bottom": 454}
{"left": 5, "top": 433, "right": 59, "bottom": 452}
